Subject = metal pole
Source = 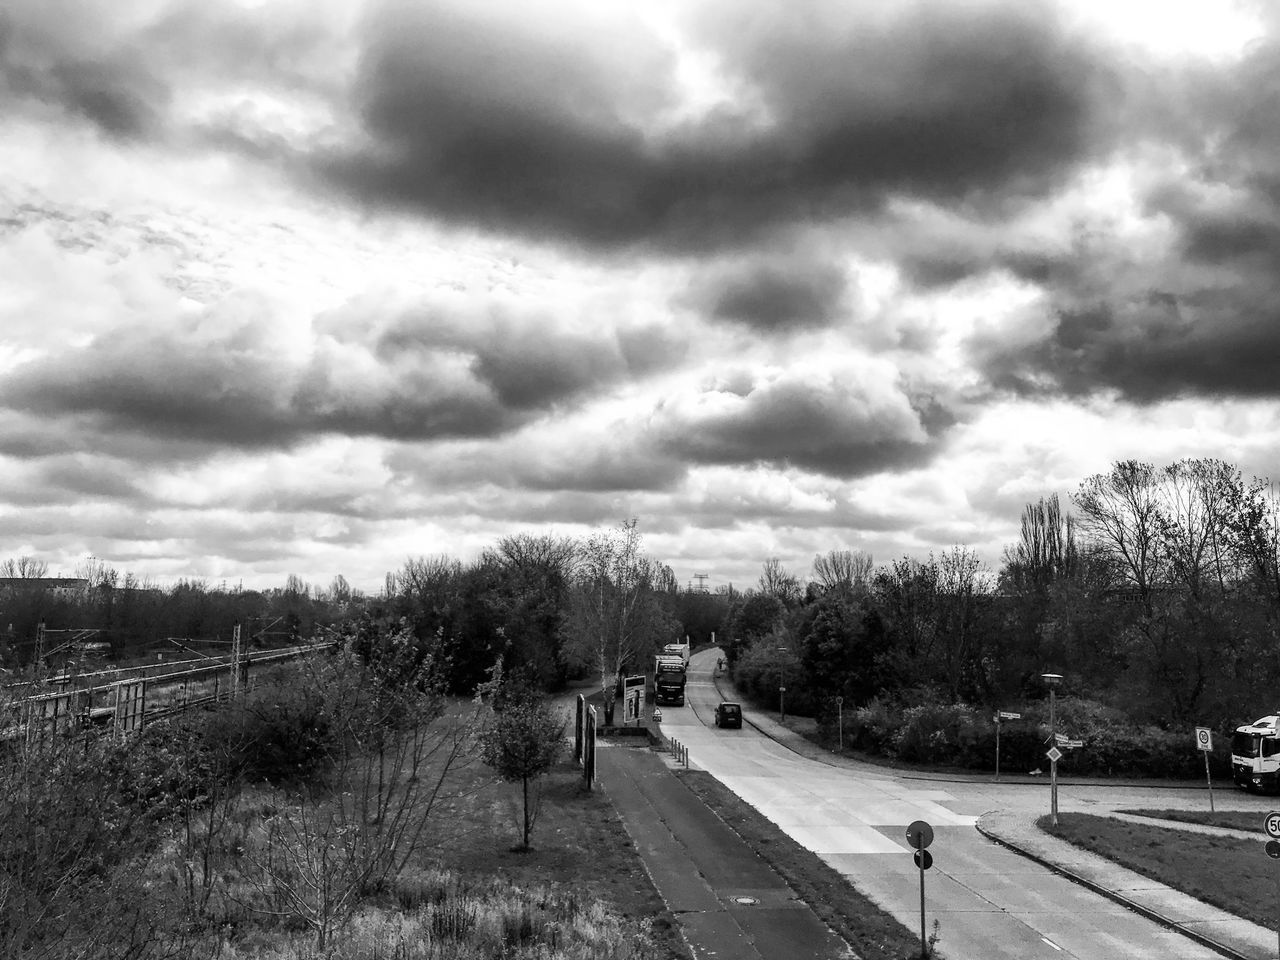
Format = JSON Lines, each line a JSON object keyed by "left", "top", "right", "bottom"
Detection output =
{"left": 917, "top": 835, "right": 927, "bottom": 956}
{"left": 838, "top": 700, "right": 843, "bottom": 752}
{"left": 780, "top": 685, "right": 786, "bottom": 723}
{"left": 995, "top": 716, "right": 1001, "bottom": 782}
{"left": 1050, "top": 687, "right": 1058, "bottom": 827}
{"left": 1204, "top": 751, "right": 1215, "bottom": 813}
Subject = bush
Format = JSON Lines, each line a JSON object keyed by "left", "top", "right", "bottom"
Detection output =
{"left": 839, "top": 693, "right": 1228, "bottom": 779}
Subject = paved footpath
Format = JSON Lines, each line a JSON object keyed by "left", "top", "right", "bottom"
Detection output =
{"left": 596, "top": 740, "right": 853, "bottom": 960}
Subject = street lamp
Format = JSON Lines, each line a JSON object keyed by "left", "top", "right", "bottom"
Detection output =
{"left": 1042, "top": 673, "right": 1063, "bottom": 827}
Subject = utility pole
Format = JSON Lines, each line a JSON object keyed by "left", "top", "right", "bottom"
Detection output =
{"left": 231, "top": 621, "right": 243, "bottom": 699}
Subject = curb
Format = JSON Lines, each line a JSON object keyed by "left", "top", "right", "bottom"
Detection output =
{"left": 974, "top": 817, "right": 1251, "bottom": 960}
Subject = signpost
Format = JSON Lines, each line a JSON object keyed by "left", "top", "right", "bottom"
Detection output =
{"left": 906, "top": 820, "right": 934, "bottom": 957}
{"left": 993, "top": 710, "right": 1021, "bottom": 781}
{"left": 1195, "top": 727, "right": 1215, "bottom": 812}
{"left": 1264, "top": 813, "right": 1280, "bottom": 958}
{"left": 836, "top": 696, "right": 844, "bottom": 752}
{"left": 1042, "top": 673, "right": 1063, "bottom": 827}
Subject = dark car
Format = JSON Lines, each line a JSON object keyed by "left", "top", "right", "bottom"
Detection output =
{"left": 714, "top": 701, "right": 742, "bottom": 729}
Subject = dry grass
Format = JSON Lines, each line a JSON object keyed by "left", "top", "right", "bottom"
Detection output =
{"left": 428, "top": 756, "right": 689, "bottom": 960}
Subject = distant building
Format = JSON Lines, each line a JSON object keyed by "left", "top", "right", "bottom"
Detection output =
{"left": 0, "top": 577, "right": 90, "bottom": 599}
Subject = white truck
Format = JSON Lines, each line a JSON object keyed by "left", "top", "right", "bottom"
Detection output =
{"left": 1231, "top": 715, "right": 1280, "bottom": 791}
{"left": 662, "top": 640, "right": 691, "bottom": 665}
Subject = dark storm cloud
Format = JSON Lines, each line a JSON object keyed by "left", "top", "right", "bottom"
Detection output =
{"left": 978, "top": 294, "right": 1280, "bottom": 403}
{"left": 373, "top": 309, "right": 681, "bottom": 412}
{"left": 689, "top": 255, "right": 850, "bottom": 333}
{"left": 314, "top": 0, "right": 1119, "bottom": 250}
{"left": 0, "top": 332, "right": 518, "bottom": 449}
{"left": 0, "top": 1, "right": 341, "bottom": 142}
{"left": 972, "top": 33, "right": 1280, "bottom": 405}
{"left": 0, "top": 295, "right": 681, "bottom": 451}
{"left": 652, "top": 375, "right": 943, "bottom": 477}
{"left": 0, "top": 18, "right": 167, "bottom": 141}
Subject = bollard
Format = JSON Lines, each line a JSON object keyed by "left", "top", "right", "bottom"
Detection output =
{"left": 683, "top": 744, "right": 688, "bottom": 767}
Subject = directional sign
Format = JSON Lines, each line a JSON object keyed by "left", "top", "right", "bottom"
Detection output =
{"left": 1063, "top": 739, "right": 1084, "bottom": 749}
{"left": 1054, "top": 732, "right": 1070, "bottom": 745}
{"left": 913, "top": 849, "right": 933, "bottom": 870}
{"left": 1266, "top": 811, "right": 1280, "bottom": 839}
{"left": 1267, "top": 840, "right": 1280, "bottom": 860}
{"left": 998, "top": 711, "right": 1022, "bottom": 720}
{"left": 905, "top": 820, "right": 934, "bottom": 850}
{"left": 1046, "top": 746, "right": 1064, "bottom": 763}
{"left": 1195, "top": 727, "right": 1213, "bottom": 752}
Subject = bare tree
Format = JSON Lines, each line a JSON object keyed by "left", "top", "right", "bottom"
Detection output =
{"left": 1001, "top": 494, "right": 1079, "bottom": 595}
{"left": 811, "top": 549, "right": 874, "bottom": 595}
{"left": 562, "top": 520, "right": 678, "bottom": 713}
{"left": 1073, "top": 460, "right": 1165, "bottom": 613}
{"left": 758, "top": 557, "right": 802, "bottom": 607}
{"left": 1156, "top": 458, "right": 1241, "bottom": 598}
{"left": 0, "top": 557, "right": 49, "bottom": 579}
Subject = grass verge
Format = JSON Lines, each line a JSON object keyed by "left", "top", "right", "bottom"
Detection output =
{"left": 1043, "top": 813, "right": 1271, "bottom": 927}
{"left": 1121, "top": 808, "right": 1262, "bottom": 832}
{"left": 432, "top": 756, "right": 690, "bottom": 960}
{"left": 678, "top": 769, "right": 926, "bottom": 960}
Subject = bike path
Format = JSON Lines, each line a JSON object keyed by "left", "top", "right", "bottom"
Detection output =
{"left": 596, "top": 741, "right": 851, "bottom": 960}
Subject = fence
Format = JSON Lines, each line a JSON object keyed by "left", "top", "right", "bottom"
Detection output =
{"left": 2, "top": 642, "right": 336, "bottom": 745}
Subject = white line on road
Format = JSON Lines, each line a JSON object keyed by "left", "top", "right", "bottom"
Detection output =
{"left": 1040, "top": 937, "right": 1062, "bottom": 951}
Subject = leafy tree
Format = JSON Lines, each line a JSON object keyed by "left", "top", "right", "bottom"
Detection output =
{"left": 722, "top": 592, "right": 786, "bottom": 666}
{"left": 479, "top": 695, "right": 566, "bottom": 850}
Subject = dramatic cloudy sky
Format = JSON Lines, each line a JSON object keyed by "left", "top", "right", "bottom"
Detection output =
{"left": 3, "top": 0, "right": 1279, "bottom": 593}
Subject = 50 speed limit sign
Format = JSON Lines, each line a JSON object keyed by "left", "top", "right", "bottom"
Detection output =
{"left": 1195, "top": 727, "right": 1213, "bottom": 752}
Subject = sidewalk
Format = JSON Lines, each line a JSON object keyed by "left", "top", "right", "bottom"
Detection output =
{"left": 595, "top": 740, "right": 851, "bottom": 960}
{"left": 712, "top": 672, "right": 1277, "bottom": 960}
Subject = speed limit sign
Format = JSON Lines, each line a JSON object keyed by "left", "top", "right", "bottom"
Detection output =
{"left": 1195, "top": 727, "right": 1212, "bottom": 752}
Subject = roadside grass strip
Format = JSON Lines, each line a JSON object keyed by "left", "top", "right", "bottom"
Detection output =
{"left": 432, "top": 757, "right": 690, "bottom": 960}
{"left": 1043, "top": 812, "right": 1272, "bottom": 928}
{"left": 1120, "top": 808, "right": 1262, "bottom": 832}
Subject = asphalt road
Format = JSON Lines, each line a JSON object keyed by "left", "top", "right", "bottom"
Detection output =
{"left": 664, "top": 648, "right": 1251, "bottom": 960}
{"left": 598, "top": 742, "right": 851, "bottom": 960}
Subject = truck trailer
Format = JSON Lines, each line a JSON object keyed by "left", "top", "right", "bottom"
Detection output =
{"left": 662, "top": 640, "right": 691, "bottom": 665}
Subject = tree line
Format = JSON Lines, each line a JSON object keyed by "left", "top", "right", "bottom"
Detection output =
{"left": 9, "top": 455, "right": 1280, "bottom": 733}
{"left": 730, "top": 457, "right": 1280, "bottom": 734}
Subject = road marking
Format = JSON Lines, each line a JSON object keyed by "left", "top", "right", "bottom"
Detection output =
{"left": 1040, "top": 937, "right": 1062, "bottom": 951}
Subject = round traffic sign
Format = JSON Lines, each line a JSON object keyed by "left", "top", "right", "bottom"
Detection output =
{"left": 1196, "top": 727, "right": 1211, "bottom": 749}
{"left": 906, "top": 820, "right": 934, "bottom": 850}
{"left": 1266, "top": 811, "right": 1280, "bottom": 839}
{"left": 913, "top": 849, "right": 933, "bottom": 870}
{"left": 1267, "top": 840, "right": 1280, "bottom": 860}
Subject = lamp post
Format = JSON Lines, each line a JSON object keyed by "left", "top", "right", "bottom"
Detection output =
{"left": 1042, "top": 673, "right": 1063, "bottom": 827}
